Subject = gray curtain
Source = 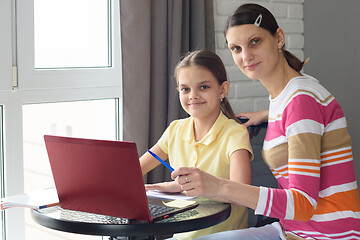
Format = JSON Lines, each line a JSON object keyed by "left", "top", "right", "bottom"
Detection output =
{"left": 120, "top": 0, "right": 215, "bottom": 183}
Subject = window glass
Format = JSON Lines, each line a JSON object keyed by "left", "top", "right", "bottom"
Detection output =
{"left": 34, "top": 0, "right": 110, "bottom": 69}
{"left": 23, "top": 99, "right": 117, "bottom": 240}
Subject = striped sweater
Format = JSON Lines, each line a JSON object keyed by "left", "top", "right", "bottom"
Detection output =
{"left": 255, "top": 75, "right": 360, "bottom": 239}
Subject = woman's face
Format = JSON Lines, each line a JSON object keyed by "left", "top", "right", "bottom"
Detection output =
{"left": 177, "top": 66, "right": 228, "bottom": 121}
{"left": 226, "top": 24, "right": 282, "bottom": 80}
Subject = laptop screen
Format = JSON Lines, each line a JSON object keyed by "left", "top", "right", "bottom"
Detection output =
{"left": 44, "top": 135, "right": 151, "bottom": 221}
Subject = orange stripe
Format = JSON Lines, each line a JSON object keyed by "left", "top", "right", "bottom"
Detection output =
{"left": 288, "top": 167, "right": 320, "bottom": 174}
{"left": 315, "top": 189, "right": 360, "bottom": 214}
{"left": 322, "top": 154, "right": 353, "bottom": 165}
{"left": 271, "top": 169, "right": 288, "bottom": 178}
{"left": 321, "top": 149, "right": 352, "bottom": 159}
{"left": 292, "top": 190, "right": 316, "bottom": 221}
{"left": 289, "top": 162, "right": 320, "bottom": 167}
{"left": 276, "top": 166, "right": 288, "bottom": 171}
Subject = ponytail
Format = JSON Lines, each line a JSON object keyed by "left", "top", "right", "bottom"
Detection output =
{"left": 221, "top": 98, "right": 242, "bottom": 124}
{"left": 283, "top": 49, "right": 307, "bottom": 73}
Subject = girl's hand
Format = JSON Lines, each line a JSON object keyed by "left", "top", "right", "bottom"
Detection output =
{"left": 145, "top": 180, "right": 182, "bottom": 193}
{"left": 236, "top": 110, "right": 269, "bottom": 127}
{"left": 171, "top": 167, "right": 229, "bottom": 203}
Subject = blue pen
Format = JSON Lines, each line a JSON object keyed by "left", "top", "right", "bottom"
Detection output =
{"left": 147, "top": 149, "right": 175, "bottom": 172}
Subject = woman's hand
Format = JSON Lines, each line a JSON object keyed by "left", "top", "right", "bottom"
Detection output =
{"left": 171, "top": 167, "right": 230, "bottom": 203}
{"left": 236, "top": 110, "right": 269, "bottom": 127}
{"left": 172, "top": 167, "right": 260, "bottom": 209}
{"left": 145, "top": 180, "right": 182, "bottom": 193}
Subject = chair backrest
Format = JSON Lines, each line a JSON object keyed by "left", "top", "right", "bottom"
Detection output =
{"left": 238, "top": 119, "right": 278, "bottom": 226}
{"left": 238, "top": 118, "right": 277, "bottom": 188}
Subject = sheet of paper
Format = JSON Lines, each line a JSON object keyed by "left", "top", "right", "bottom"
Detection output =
{"left": 146, "top": 190, "right": 196, "bottom": 200}
{"left": 0, "top": 188, "right": 59, "bottom": 210}
{"left": 162, "top": 199, "right": 197, "bottom": 208}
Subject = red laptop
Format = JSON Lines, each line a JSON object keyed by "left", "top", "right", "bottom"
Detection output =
{"left": 44, "top": 135, "right": 198, "bottom": 222}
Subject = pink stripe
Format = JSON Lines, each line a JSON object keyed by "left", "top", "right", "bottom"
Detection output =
{"left": 282, "top": 218, "right": 360, "bottom": 238}
{"left": 264, "top": 121, "right": 283, "bottom": 141}
{"left": 284, "top": 95, "right": 345, "bottom": 129}
{"left": 269, "top": 188, "right": 288, "bottom": 219}
{"left": 283, "top": 95, "right": 323, "bottom": 129}
{"left": 265, "top": 95, "right": 345, "bottom": 141}
{"left": 277, "top": 178, "right": 289, "bottom": 189}
{"left": 332, "top": 232, "right": 360, "bottom": 239}
{"left": 320, "top": 161, "right": 357, "bottom": 190}
{"left": 323, "top": 99, "right": 345, "bottom": 127}
{"left": 289, "top": 174, "right": 320, "bottom": 200}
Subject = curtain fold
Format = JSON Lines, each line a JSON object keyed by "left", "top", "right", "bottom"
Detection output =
{"left": 120, "top": 0, "right": 215, "bottom": 183}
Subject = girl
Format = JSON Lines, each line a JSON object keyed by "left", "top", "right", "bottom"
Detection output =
{"left": 140, "top": 50, "right": 253, "bottom": 240}
{"left": 172, "top": 4, "right": 360, "bottom": 240}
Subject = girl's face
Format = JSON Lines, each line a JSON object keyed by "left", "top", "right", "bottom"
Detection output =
{"left": 177, "top": 66, "right": 228, "bottom": 121}
{"left": 226, "top": 24, "right": 283, "bottom": 80}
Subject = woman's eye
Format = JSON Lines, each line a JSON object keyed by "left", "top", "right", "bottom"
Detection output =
{"left": 200, "top": 85, "right": 209, "bottom": 90}
{"left": 231, "top": 46, "right": 241, "bottom": 53}
{"left": 251, "top": 38, "right": 260, "bottom": 46}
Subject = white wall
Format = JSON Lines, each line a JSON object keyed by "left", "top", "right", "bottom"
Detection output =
{"left": 213, "top": 0, "right": 304, "bottom": 114}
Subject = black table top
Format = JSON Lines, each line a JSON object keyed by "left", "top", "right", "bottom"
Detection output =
{"left": 31, "top": 198, "right": 231, "bottom": 238}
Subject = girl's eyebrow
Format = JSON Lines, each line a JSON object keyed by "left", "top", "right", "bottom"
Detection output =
{"left": 178, "top": 79, "right": 213, "bottom": 88}
{"left": 179, "top": 80, "right": 211, "bottom": 86}
{"left": 199, "top": 80, "right": 211, "bottom": 84}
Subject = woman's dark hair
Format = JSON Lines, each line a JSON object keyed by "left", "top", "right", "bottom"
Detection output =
{"left": 174, "top": 50, "right": 242, "bottom": 124}
{"left": 224, "top": 3, "right": 305, "bottom": 73}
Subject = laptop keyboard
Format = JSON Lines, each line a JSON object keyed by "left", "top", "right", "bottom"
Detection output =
{"left": 39, "top": 204, "right": 177, "bottom": 223}
{"left": 148, "top": 204, "right": 175, "bottom": 217}
{"left": 43, "top": 205, "right": 131, "bottom": 224}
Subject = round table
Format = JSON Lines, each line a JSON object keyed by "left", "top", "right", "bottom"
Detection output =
{"left": 31, "top": 198, "right": 231, "bottom": 240}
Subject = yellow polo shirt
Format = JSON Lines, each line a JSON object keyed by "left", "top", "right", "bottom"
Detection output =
{"left": 158, "top": 111, "right": 253, "bottom": 240}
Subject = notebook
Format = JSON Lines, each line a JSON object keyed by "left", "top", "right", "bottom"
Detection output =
{"left": 44, "top": 135, "right": 198, "bottom": 222}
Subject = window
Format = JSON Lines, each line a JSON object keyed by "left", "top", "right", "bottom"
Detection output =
{"left": 23, "top": 100, "right": 118, "bottom": 240}
{"left": 34, "top": 0, "right": 110, "bottom": 69}
{"left": 1, "top": 0, "right": 122, "bottom": 239}
{"left": 17, "top": 0, "right": 121, "bottom": 90}
{"left": 23, "top": 99, "right": 118, "bottom": 193}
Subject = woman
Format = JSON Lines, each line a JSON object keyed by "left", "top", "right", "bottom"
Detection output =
{"left": 171, "top": 4, "right": 360, "bottom": 240}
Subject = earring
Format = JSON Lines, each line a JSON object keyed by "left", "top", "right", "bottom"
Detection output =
{"left": 278, "top": 48, "right": 282, "bottom": 53}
